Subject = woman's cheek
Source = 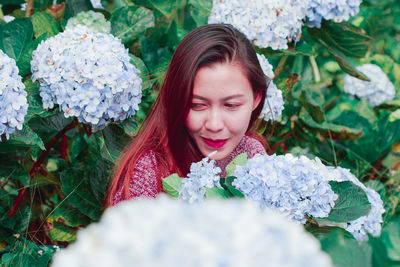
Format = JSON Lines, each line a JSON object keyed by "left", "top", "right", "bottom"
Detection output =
{"left": 185, "top": 112, "right": 202, "bottom": 133}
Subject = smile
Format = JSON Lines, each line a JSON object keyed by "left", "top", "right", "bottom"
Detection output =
{"left": 202, "top": 137, "right": 228, "bottom": 148}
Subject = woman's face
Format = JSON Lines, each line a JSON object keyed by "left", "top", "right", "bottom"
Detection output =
{"left": 185, "top": 61, "right": 261, "bottom": 161}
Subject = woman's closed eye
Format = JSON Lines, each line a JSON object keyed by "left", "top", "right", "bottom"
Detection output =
{"left": 225, "top": 103, "right": 241, "bottom": 109}
{"left": 191, "top": 103, "right": 206, "bottom": 110}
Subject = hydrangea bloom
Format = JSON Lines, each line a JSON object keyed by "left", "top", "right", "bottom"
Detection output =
{"left": 90, "top": 0, "right": 104, "bottom": 9}
{"left": 327, "top": 166, "right": 385, "bottom": 240}
{"left": 232, "top": 154, "right": 338, "bottom": 223}
{"left": 51, "top": 196, "right": 332, "bottom": 267}
{"left": 31, "top": 25, "right": 142, "bottom": 130}
{"left": 343, "top": 64, "right": 395, "bottom": 107}
{"left": 306, "top": 0, "right": 362, "bottom": 28}
{"left": 208, "top": 0, "right": 311, "bottom": 50}
{"left": 178, "top": 152, "right": 222, "bottom": 203}
{"left": 66, "top": 11, "right": 111, "bottom": 33}
{"left": 0, "top": 50, "right": 28, "bottom": 140}
{"left": 257, "top": 54, "right": 285, "bottom": 121}
{"left": 3, "top": 15, "right": 15, "bottom": 23}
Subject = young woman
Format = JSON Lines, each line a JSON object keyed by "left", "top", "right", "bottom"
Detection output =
{"left": 106, "top": 24, "right": 271, "bottom": 206}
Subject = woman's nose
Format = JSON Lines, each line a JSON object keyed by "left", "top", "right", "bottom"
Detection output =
{"left": 204, "top": 108, "right": 224, "bottom": 132}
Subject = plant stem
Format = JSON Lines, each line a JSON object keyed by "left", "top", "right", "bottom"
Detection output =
{"left": 25, "top": 0, "right": 34, "bottom": 17}
{"left": 273, "top": 55, "right": 289, "bottom": 80}
{"left": 8, "top": 119, "right": 78, "bottom": 218}
{"left": 310, "top": 55, "right": 321, "bottom": 82}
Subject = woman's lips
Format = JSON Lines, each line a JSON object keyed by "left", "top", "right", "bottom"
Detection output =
{"left": 202, "top": 137, "right": 228, "bottom": 148}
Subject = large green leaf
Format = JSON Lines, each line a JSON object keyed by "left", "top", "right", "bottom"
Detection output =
{"left": 318, "top": 228, "right": 373, "bottom": 267}
{"left": 225, "top": 153, "right": 248, "bottom": 177}
{"left": 132, "top": 0, "right": 186, "bottom": 16}
{"left": 89, "top": 159, "right": 113, "bottom": 204}
{"left": 0, "top": 162, "right": 29, "bottom": 186}
{"left": 47, "top": 204, "right": 91, "bottom": 227}
{"left": 60, "top": 168, "right": 103, "bottom": 220}
{"left": 64, "top": 0, "right": 93, "bottom": 19}
{"left": 162, "top": 173, "right": 182, "bottom": 198}
{"left": 110, "top": 6, "right": 155, "bottom": 44}
{"left": 220, "top": 176, "right": 244, "bottom": 198}
{"left": 48, "top": 222, "right": 77, "bottom": 242}
{"left": 31, "top": 12, "right": 60, "bottom": 38}
{"left": 24, "top": 78, "right": 54, "bottom": 121}
{"left": 100, "top": 124, "right": 131, "bottom": 163}
{"left": 321, "top": 181, "right": 371, "bottom": 223}
{"left": 205, "top": 187, "right": 231, "bottom": 199}
{"left": 379, "top": 215, "right": 400, "bottom": 261}
{"left": 0, "top": 18, "right": 33, "bottom": 63}
{"left": 188, "top": 0, "right": 212, "bottom": 26}
{"left": 7, "top": 124, "right": 45, "bottom": 150}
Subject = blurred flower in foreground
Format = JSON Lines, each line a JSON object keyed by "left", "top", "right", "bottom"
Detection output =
{"left": 31, "top": 25, "right": 142, "bottom": 131}
{"left": 51, "top": 196, "right": 332, "bottom": 267}
{"left": 343, "top": 64, "right": 395, "bottom": 107}
{"left": 0, "top": 50, "right": 28, "bottom": 140}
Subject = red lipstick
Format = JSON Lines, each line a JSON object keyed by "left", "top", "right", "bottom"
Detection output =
{"left": 202, "top": 138, "right": 227, "bottom": 148}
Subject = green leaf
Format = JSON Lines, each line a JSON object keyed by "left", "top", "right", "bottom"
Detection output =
{"left": 162, "top": 173, "right": 182, "bottom": 198}
{"left": 205, "top": 187, "right": 231, "bottom": 199}
{"left": 8, "top": 124, "right": 45, "bottom": 150}
{"left": 322, "top": 181, "right": 371, "bottom": 223}
{"left": 17, "top": 32, "right": 51, "bottom": 77}
{"left": 110, "top": 6, "right": 155, "bottom": 44}
{"left": 299, "top": 89, "right": 324, "bottom": 123}
{"left": 220, "top": 176, "right": 244, "bottom": 198}
{"left": 299, "top": 108, "right": 363, "bottom": 141}
{"left": 0, "top": 18, "right": 33, "bottom": 63}
{"left": 188, "top": 0, "right": 212, "bottom": 26}
{"left": 100, "top": 124, "right": 131, "bottom": 163}
{"left": 129, "top": 53, "right": 153, "bottom": 91}
{"left": 89, "top": 159, "right": 113, "bottom": 204}
{"left": 132, "top": 0, "right": 185, "bottom": 16}
{"left": 31, "top": 12, "right": 60, "bottom": 38}
{"left": 225, "top": 152, "right": 248, "bottom": 177}
{"left": 318, "top": 228, "right": 373, "bottom": 267}
{"left": 48, "top": 204, "right": 91, "bottom": 227}
{"left": 117, "top": 117, "right": 139, "bottom": 136}
{"left": 24, "top": 78, "right": 54, "bottom": 121}
{"left": 71, "top": 135, "right": 86, "bottom": 162}
{"left": 48, "top": 222, "right": 77, "bottom": 242}
{"left": 0, "top": 162, "right": 29, "bottom": 186}
{"left": 60, "top": 168, "right": 103, "bottom": 220}
{"left": 379, "top": 215, "right": 400, "bottom": 261}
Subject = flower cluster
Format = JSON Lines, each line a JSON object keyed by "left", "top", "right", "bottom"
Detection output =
{"left": 208, "top": 0, "right": 310, "bottom": 50}
{"left": 52, "top": 196, "right": 332, "bottom": 267}
{"left": 257, "top": 53, "right": 285, "bottom": 122}
{"left": 0, "top": 50, "right": 28, "bottom": 140}
{"left": 178, "top": 152, "right": 222, "bottom": 203}
{"left": 31, "top": 25, "right": 142, "bottom": 130}
{"left": 343, "top": 64, "right": 395, "bottom": 107}
{"left": 232, "top": 154, "right": 338, "bottom": 223}
{"left": 66, "top": 11, "right": 111, "bottom": 34}
{"left": 306, "top": 0, "right": 363, "bottom": 28}
{"left": 327, "top": 166, "right": 385, "bottom": 240}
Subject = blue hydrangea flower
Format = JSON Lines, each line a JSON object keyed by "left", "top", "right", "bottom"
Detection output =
{"left": 0, "top": 50, "right": 28, "bottom": 141}
{"left": 208, "top": 0, "right": 311, "bottom": 50}
{"left": 343, "top": 64, "right": 395, "bottom": 107}
{"left": 52, "top": 196, "right": 333, "bottom": 267}
{"left": 306, "top": 0, "right": 362, "bottom": 28}
{"left": 66, "top": 11, "right": 111, "bottom": 34}
{"left": 178, "top": 152, "right": 222, "bottom": 204}
{"left": 31, "top": 25, "right": 142, "bottom": 131}
{"left": 256, "top": 54, "right": 285, "bottom": 122}
{"left": 327, "top": 166, "right": 385, "bottom": 240}
{"left": 232, "top": 154, "right": 338, "bottom": 223}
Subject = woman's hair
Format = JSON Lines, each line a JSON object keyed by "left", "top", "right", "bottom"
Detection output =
{"left": 105, "top": 24, "right": 270, "bottom": 206}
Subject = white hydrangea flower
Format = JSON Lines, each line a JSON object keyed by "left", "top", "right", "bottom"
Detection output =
{"left": 257, "top": 53, "right": 285, "bottom": 122}
{"left": 31, "top": 25, "right": 142, "bottom": 131}
{"left": 0, "top": 50, "right": 28, "bottom": 140}
{"left": 51, "top": 196, "right": 332, "bottom": 267}
{"left": 66, "top": 11, "right": 111, "bottom": 34}
{"left": 208, "top": 0, "right": 311, "bottom": 50}
{"left": 178, "top": 151, "right": 222, "bottom": 204}
{"left": 306, "top": 0, "right": 362, "bottom": 28}
{"left": 232, "top": 154, "right": 338, "bottom": 223}
{"left": 343, "top": 64, "right": 395, "bottom": 107}
{"left": 327, "top": 166, "right": 385, "bottom": 241}
{"left": 90, "top": 0, "right": 104, "bottom": 9}
{"left": 3, "top": 15, "right": 15, "bottom": 23}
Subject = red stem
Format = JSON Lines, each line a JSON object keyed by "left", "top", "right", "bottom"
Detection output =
{"left": 8, "top": 119, "right": 78, "bottom": 217}
{"left": 270, "top": 132, "right": 294, "bottom": 153}
{"left": 367, "top": 153, "right": 387, "bottom": 181}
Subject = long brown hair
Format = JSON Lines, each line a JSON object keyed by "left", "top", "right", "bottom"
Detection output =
{"left": 105, "top": 24, "right": 270, "bottom": 206}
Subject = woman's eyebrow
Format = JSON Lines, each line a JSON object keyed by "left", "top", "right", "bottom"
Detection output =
{"left": 192, "top": 94, "right": 245, "bottom": 101}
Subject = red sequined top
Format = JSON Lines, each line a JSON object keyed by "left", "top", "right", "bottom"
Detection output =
{"left": 112, "top": 135, "right": 266, "bottom": 205}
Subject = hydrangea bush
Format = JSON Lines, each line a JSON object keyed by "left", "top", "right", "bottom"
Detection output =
{"left": 52, "top": 196, "right": 332, "bottom": 267}
{"left": 66, "top": 11, "right": 111, "bottom": 33}
{"left": 257, "top": 53, "right": 285, "bottom": 122}
{"left": 208, "top": 0, "right": 311, "bottom": 49}
{"left": 31, "top": 25, "right": 142, "bottom": 130}
{"left": 343, "top": 64, "right": 395, "bottom": 107}
{"left": 0, "top": 50, "right": 28, "bottom": 140}
{"left": 306, "top": 0, "right": 363, "bottom": 27}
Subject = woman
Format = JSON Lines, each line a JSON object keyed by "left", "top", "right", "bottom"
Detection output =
{"left": 106, "top": 24, "right": 270, "bottom": 206}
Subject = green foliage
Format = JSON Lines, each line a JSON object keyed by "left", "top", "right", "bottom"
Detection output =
{"left": 0, "top": 0, "right": 399, "bottom": 266}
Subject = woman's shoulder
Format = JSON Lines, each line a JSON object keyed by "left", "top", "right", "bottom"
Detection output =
{"left": 241, "top": 135, "right": 267, "bottom": 157}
